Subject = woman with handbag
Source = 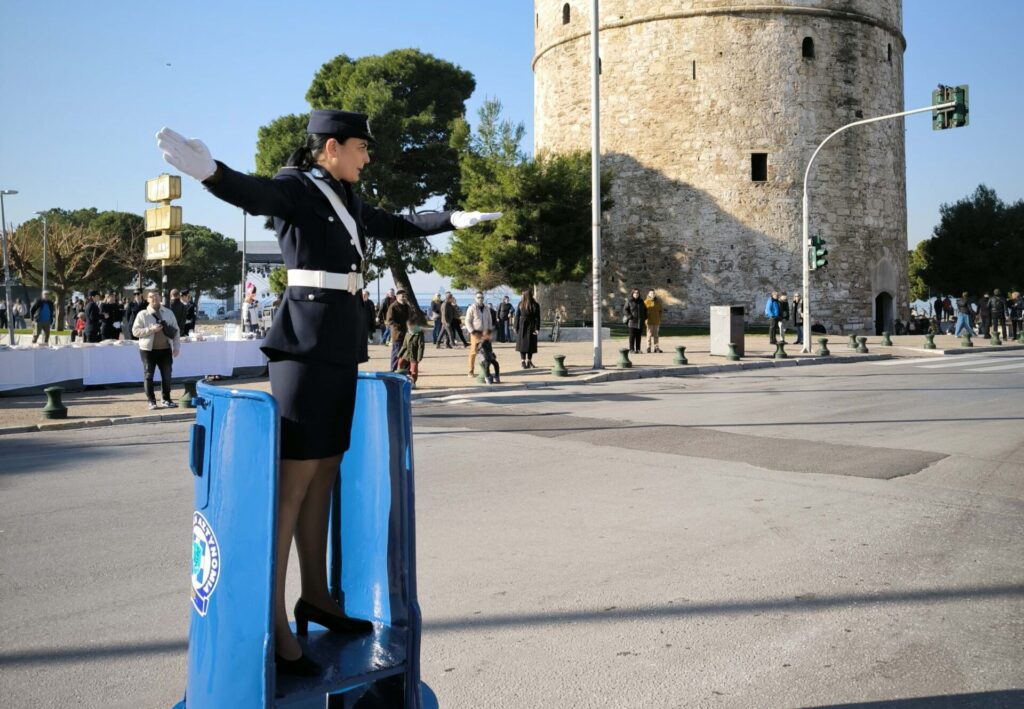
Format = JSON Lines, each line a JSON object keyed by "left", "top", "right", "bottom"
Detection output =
{"left": 131, "top": 290, "right": 181, "bottom": 410}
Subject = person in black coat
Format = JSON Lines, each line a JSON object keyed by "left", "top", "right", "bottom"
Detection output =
{"left": 360, "top": 290, "right": 376, "bottom": 344}
{"left": 180, "top": 289, "right": 197, "bottom": 337}
{"left": 157, "top": 113, "right": 499, "bottom": 675}
{"left": 515, "top": 289, "right": 541, "bottom": 368}
{"left": 100, "top": 292, "right": 122, "bottom": 340}
{"left": 83, "top": 291, "right": 103, "bottom": 343}
{"left": 497, "top": 295, "right": 513, "bottom": 343}
{"left": 123, "top": 290, "right": 146, "bottom": 341}
{"left": 622, "top": 288, "right": 647, "bottom": 354}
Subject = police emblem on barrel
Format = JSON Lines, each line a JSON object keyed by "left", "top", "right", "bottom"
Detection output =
{"left": 191, "top": 511, "right": 221, "bottom": 616}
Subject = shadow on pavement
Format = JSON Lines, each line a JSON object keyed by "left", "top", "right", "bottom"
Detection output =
{"left": 806, "top": 690, "right": 1024, "bottom": 708}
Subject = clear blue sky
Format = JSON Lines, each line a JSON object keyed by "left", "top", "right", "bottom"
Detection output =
{"left": 1, "top": 1, "right": 1020, "bottom": 294}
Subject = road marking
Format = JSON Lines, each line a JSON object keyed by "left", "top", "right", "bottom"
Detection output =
{"left": 870, "top": 357, "right": 941, "bottom": 366}
{"left": 964, "top": 360, "right": 1024, "bottom": 372}
{"left": 918, "top": 356, "right": 999, "bottom": 369}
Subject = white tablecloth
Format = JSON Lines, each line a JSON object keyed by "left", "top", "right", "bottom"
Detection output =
{"left": 0, "top": 339, "right": 268, "bottom": 392}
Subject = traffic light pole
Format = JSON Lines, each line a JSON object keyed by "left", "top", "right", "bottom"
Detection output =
{"left": 800, "top": 100, "right": 956, "bottom": 352}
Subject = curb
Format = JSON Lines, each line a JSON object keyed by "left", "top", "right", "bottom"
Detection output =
{"left": 0, "top": 352, "right": 892, "bottom": 434}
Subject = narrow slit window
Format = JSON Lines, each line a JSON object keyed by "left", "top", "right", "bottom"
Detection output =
{"left": 692, "top": 60, "right": 696, "bottom": 80}
{"left": 887, "top": 43, "right": 892, "bottom": 62}
{"left": 536, "top": 13, "right": 539, "bottom": 28}
{"left": 562, "top": 3, "right": 570, "bottom": 24}
{"left": 751, "top": 153, "right": 768, "bottom": 182}
{"left": 802, "top": 37, "right": 815, "bottom": 59}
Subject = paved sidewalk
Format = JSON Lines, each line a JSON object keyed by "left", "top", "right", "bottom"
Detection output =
{"left": 1, "top": 333, "right": 1018, "bottom": 434}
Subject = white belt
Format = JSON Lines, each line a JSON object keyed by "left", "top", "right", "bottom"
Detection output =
{"left": 287, "top": 269, "right": 363, "bottom": 294}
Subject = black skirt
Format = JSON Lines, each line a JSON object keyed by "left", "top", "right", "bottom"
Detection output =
{"left": 269, "top": 358, "right": 358, "bottom": 460}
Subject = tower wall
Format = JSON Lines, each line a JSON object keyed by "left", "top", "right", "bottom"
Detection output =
{"left": 533, "top": 1, "right": 908, "bottom": 333}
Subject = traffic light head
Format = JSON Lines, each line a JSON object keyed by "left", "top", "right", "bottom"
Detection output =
{"left": 809, "top": 235, "right": 829, "bottom": 270}
{"left": 933, "top": 84, "right": 969, "bottom": 130}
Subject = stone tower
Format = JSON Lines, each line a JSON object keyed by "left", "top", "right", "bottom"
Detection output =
{"left": 533, "top": 0, "right": 908, "bottom": 334}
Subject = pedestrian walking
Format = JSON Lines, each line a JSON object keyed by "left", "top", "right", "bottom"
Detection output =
{"left": 1009, "top": 291, "right": 1023, "bottom": 341}
{"left": 430, "top": 293, "right": 442, "bottom": 344}
{"left": 132, "top": 290, "right": 181, "bottom": 410}
{"left": 29, "top": 290, "right": 56, "bottom": 344}
{"left": 988, "top": 289, "right": 1008, "bottom": 339}
{"left": 157, "top": 111, "right": 499, "bottom": 676}
{"left": 377, "top": 288, "right": 395, "bottom": 345}
{"left": 386, "top": 289, "right": 411, "bottom": 371}
{"left": 954, "top": 292, "right": 974, "bottom": 338}
{"left": 436, "top": 292, "right": 456, "bottom": 348}
{"left": 778, "top": 294, "right": 790, "bottom": 343}
{"left": 515, "top": 289, "right": 541, "bottom": 368}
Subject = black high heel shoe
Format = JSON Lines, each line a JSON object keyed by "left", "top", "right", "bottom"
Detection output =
{"left": 294, "top": 598, "right": 374, "bottom": 636}
{"left": 275, "top": 651, "right": 322, "bottom": 677}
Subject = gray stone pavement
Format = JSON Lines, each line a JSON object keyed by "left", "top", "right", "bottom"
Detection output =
{"left": 0, "top": 354, "right": 1021, "bottom": 707}
{"left": 3, "top": 333, "right": 1020, "bottom": 434}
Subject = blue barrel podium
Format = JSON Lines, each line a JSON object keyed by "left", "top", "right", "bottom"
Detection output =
{"left": 173, "top": 373, "right": 436, "bottom": 708}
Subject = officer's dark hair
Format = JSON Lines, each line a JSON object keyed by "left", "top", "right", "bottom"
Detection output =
{"left": 285, "top": 133, "right": 348, "bottom": 171}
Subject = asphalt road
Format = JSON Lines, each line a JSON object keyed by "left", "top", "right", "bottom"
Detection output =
{"left": 1, "top": 352, "right": 1021, "bottom": 708}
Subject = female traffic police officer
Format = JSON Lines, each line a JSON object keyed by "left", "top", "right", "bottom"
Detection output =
{"left": 157, "top": 111, "right": 499, "bottom": 676}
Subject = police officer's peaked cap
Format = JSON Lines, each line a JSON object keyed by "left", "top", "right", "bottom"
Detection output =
{"left": 307, "top": 110, "right": 375, "bottom": 143}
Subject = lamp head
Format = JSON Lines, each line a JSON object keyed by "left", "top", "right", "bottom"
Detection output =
{"left": 0, "top": 190, "right": 18, "bottom": 196}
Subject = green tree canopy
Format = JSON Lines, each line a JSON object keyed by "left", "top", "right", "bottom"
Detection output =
{"left": 918, "top": 185, "right": 1023, "bottom": 295}
{"left": 907, "top": 241, "right": 929, "bottom": 301}
{"left": 254, "top": 49, "right": 476, "bottom": 309}
{"left": 165, "top": 224, "right": 242, "bottom": 300}
{"left": 434, "top": 99, "right": 613, "bottom": 291}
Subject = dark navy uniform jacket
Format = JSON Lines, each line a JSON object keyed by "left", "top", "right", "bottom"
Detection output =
{"left": 204, "top": 162, "right": 453, "bottom": 365}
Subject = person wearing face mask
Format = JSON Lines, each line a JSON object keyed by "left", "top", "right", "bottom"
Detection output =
{"left": 157, "top": 112, "right": 500, "bottom": 678}
{"left": 465, "top": 291, "right": 494, "bottom": 377}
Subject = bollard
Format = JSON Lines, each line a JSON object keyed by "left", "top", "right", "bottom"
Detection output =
{"left": 617, "top": 347, "right": 633, "bottom": 369}
{"left": 1019, "top": 329, "right": 1024, "bottom": 344}
{"left": 817, "top": 337, "right": 830, "bottom": 356}
{"left": 880, "top": 331, "right": 892, "bottom": 346}
{"left": 961, "top": 332, "right": 973, "bottom": 348}
{"left": 923, "top": 333, "right": 936, "bottom": 350}
{"left": 726, "top": 342, "right": 740, "bottom": 361}
{"left": 773, "top": 341, "right": 788, "bottom": 359}
{"left": 991, "top": 331, "right": 1002, "bottom": 346}
{"left": 178, "top": 379, "right": 199, "bottom": 409}
{"left": 551, "top": 354, "right": 568, "bottom": 377}
{"left": 673, "top": 345, "right": 689, "bottom": 365}
{"left": 848, "top": 334, "right": 858, "bottom": 348}
{"left": 476, "top": 361, "right": 488, "bottom": 383}
{"left": 41, "top": 386, "right": 68, "bottom": 420}
{"left": 856, "top": 336, "right": 869, "bottom": 354}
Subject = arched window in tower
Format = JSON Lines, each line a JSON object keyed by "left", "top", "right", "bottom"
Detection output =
{"left": 562, "top": 3, "right": 570, "bottom": 25}
{"left": 887, "top": 43, "right": 892, "bottom": 62}
{"left": 802, "top": 37, "right": 815, "bottom": 59}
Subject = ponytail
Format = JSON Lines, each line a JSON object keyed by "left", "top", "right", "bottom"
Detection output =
{"left": 284, "top": 133, "right": 334, "bottom": 171}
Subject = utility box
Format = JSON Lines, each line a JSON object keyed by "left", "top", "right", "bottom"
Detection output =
{"left": 710, "top": 305, "right": 745, "bottom": 357}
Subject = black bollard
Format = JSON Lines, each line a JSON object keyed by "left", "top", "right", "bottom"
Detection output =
{"left": 923, "top": 333, "right": 936, "bottom": 350}
{"left": 773, "top": 341, "right": 788, "bottom": 359}
{"left": 817, "top": 338, "right": 830, "bottom": 356}
{"left": 856, "top": 336, "right": 869, "bottom": 354}
{"left": 848, "top": 334, "right": 858, "bottom": 348}
{"left": 178, "top": 379, "right": 200, "bottom": 409}
{"left": 880, "top": 331, "right": 892, "bottom": 346}
{"left": 726, "top": 342, "right": 740, "bottom": 361}
{"left": 673, "top": 345, "right": 689, "bottom": 365}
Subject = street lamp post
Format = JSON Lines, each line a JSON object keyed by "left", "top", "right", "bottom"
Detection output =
{"left": 1, "top": 189, "right": 18, "bottom": 345}
{"left": 35, "top": 211, "right": 48, "bottom": 295}
{"left": 800, "top": 99, "right": 956, "bottom": 352}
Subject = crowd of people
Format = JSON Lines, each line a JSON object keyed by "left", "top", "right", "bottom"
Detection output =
{"left": 356, "top": 288, "right": 544, "bottom": 384}
{"left": 910, "top": 291, "right": 1023, "bottom": 339}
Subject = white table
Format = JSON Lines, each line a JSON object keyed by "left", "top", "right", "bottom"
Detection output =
{"left": 0, "top": 339, "right": 268, "bottom": 392}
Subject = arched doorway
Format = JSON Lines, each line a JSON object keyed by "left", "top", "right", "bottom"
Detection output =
{"left": 874, "top": 292, "right": 894, "bottom": 335}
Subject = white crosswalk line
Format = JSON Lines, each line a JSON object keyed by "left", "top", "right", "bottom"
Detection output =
{"left": 870, "top": 357, "right": 940, "bottom": 366}
{"left": 918, "top": 355, "right": 998, "bottom": 369}
{"left": 964, "top": 360, "right": 1024, "bottom": 372}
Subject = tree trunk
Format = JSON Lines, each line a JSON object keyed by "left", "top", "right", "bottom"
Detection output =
{"left": 383, "top": 240, "right": 420, "bottom": 313}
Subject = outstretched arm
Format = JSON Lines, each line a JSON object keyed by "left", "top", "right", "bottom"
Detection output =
{"left": 156, "top": 127, "right": 300, "bottom": 220}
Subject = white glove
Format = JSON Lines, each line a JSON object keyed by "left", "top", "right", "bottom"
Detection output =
{"left": 156, "top": 127, "right": 217, "bottom": 182}
{"left": 450, "top": 211, "right": 502, "bottom": 229}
